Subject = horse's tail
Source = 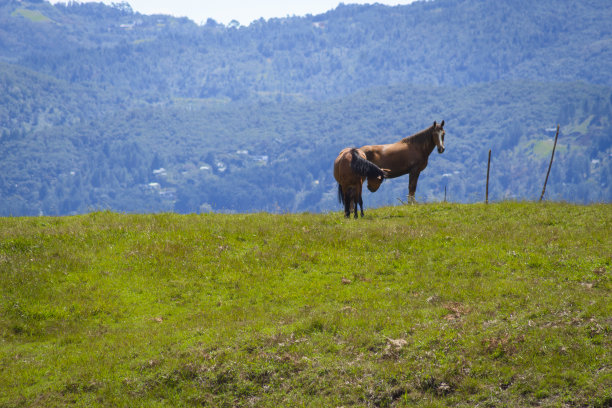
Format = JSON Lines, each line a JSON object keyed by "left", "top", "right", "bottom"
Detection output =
{"left": 350, "top": 148, "right": 387, "bottom": 179}
{"left": 338, "top": 184, "right": 345, "bottom": 205}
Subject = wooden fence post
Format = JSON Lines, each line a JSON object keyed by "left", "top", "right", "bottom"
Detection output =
{"left": 539, "top": 125, "right": 560, "bottom": 202}
{"left": 486, "top": 149, "right": 491, "bottom": 204}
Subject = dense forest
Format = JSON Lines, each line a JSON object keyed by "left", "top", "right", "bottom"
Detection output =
{"left": 1, "top": 0, "right": 611, "bottom": 215}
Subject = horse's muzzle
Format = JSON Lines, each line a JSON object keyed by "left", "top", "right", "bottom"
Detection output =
{"left": 438, "top": 147, "right": 445, "bottom": 153}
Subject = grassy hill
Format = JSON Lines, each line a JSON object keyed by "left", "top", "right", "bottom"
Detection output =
{"left": 1, "top": 202, "right": 610, "bottom": 407}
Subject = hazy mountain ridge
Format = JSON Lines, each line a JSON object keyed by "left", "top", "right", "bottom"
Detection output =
{"left": 5, "top": 0, "right": 612, "bottom": 98}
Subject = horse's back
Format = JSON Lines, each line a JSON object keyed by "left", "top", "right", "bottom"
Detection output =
{"left": 334, "top": 148, "right": 365, "bottom": 186}
{"left": 360, "top": 142, "right": 417, "bottom": 178}
{"left": 360, "top": 143, "right": 399, "bottom": 171}
{"left": 360, "top": 144, "right": 385, "bottom": 163}
{"left": 333, "top": 148, "right": 352, "bottom": 183}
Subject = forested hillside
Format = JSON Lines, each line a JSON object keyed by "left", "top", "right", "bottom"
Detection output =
{"left": 1, "top": 0, "right": 611, "bottom": 215}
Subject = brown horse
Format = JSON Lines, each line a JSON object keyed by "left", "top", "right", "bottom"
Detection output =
{"left": 333, "top": 148, "right": 388, "bottom": 218}
{"left": 360, "top": 120, "right": 446, "bottom": 202}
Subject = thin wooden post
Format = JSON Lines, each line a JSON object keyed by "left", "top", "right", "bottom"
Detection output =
{"left": 486, "top": 149, "right": 491, "bottom": 204}
{"left": 444, "top": 185, "right": 447, "bottom": 203}
{"left": 540, "top": 125, "right": 560, "bottom": 202}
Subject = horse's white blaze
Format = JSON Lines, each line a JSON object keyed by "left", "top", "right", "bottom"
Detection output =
{"left": 435, "top": 130, "right": 445, "bottom": 149}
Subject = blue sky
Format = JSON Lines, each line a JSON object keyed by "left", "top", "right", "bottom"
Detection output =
{"left": 53, "top": 0, "right": 418, "bottom": 25}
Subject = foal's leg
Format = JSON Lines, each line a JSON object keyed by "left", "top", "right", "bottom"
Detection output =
{"left": 353, "top": 197, "right": 358, "bottom": 219}
{"left": 408, "top": 171, "right": 420, "bottom": 204}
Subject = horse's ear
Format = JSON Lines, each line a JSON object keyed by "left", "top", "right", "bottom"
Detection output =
{"left": 433, "top": 121, "right": 437, "bottom": 128}
{"left": 440, "top": 120, "right": 444, "bottom": 128}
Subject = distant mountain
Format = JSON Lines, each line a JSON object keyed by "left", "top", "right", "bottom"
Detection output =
{"left": 4, "top": 0, "right": 612, "bottom": 99}
{"left": 0, "top": 0, "right": 610, "bottom": 215}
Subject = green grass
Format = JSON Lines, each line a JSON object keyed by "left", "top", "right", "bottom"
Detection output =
{"left": 532, "top": 138, "right": 568, "bottom": 158}
{"left": 1, "top": 202, "right": 610, "bottom": 407}
{"left": 566, "top": 115, "right": 596, "bottom": 136}
{"left": 11, "top": 9, "right": 51, "bottom": 23}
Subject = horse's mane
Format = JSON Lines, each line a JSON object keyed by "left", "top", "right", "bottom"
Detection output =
{"left": 350, "top": 148, "right": 386, "bottom": 179}
{"left": 400, "top": 126, "right": 433, "bottom": 145}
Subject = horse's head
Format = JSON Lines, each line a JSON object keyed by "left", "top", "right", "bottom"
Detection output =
{"left": 432, "top": 120, "right": 445, "bottom": 153}
{"left": 367, "top": 177, "right": 382, "bottom": 192}
{"left": 366, "top": 169, "right": 389, "bottom": 192}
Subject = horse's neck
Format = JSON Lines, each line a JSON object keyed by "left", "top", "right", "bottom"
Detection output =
{"left": 423, "top": 135, "right": 436, "bottom": 155}
{"left": 404, "top": 129, "right": 435, "bottom": 155}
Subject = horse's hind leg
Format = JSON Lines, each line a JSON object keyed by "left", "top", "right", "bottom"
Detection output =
{"left": 344, "top": 191, "right": 351, "bottom": 218}
{"left": 358, "top": 195, "right": 364, "bottom": 217}
{"left": 356, "top": 183, "right": 364, "bottom": 218}
{"left": 353, "top": 198, "right": 359, "bottom": 219}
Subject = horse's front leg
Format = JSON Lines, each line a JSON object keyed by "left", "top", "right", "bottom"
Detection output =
{"left": 407, "top": 171, "right": 420, "bottom": 204}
